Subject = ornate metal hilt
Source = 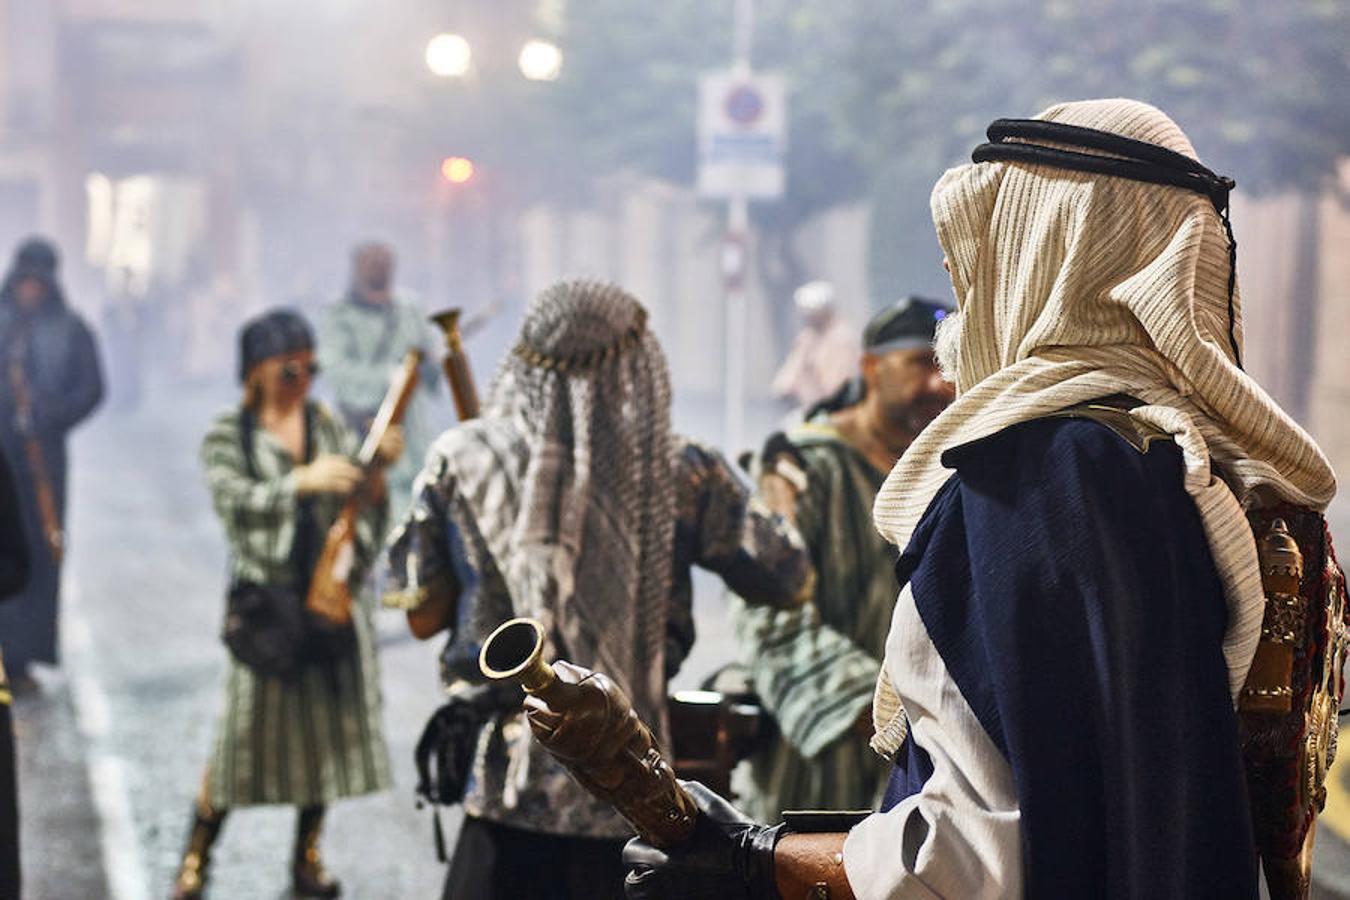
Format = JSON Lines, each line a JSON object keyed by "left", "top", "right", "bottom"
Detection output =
{"left": 1241, "top": 518, "right": 1305, "bottom": 714}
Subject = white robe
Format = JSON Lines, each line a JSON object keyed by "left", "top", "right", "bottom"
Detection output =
{"left": 843, "top": 585, "right": 1021, "bottom": 899}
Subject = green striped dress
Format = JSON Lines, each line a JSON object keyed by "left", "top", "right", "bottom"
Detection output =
{"left": 730, "top": 417, "right": 895, "bottom": 821}
{"left": 199, "top": 404, "right": 392, "bottom": 808}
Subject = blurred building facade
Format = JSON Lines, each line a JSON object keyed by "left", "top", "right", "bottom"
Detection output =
{"left": 0, "top": 0, "right": 239, "bottom": 392}
{"left": 1236, "top": 161, "right": 1350, "bottom": 527}
{"left": 0, "top": 0, "right": 1345, "bottom": 482}
{"left": 0, "top": 0, "right": 508, "bottom": 384}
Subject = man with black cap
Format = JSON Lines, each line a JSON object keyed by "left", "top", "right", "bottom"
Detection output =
{"left": 0, "top": 236, "right": 103, "bottom": 688}
{"left": 729, "top": 296, "right": 953, "bottom": 824}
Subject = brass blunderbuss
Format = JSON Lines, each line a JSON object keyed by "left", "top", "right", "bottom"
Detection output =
{"left": 479, "top": 618, "right": 699, "bottom": 848}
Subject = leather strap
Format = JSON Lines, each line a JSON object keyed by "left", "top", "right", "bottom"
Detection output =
{"left": 1045, "top": 395, "right": 1171, "bottom": 454}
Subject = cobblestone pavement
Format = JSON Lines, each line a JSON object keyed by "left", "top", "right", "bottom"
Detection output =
{"left": 14, "top": 380, "right": 1350, "bottom": 897}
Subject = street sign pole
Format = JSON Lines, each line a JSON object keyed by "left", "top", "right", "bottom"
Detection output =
{"left": 724, "top": 0, "right": 754, "bottom": 455}
{"left": 724, "top": 196, "right": 748, "bottom": 454}
{"left": 699, "top": 0, "right": 782, "bottom": 454}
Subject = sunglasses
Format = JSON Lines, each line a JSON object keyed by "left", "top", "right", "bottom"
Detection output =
{"left": 281, "top": 360, "right": 320, "bottom": 383}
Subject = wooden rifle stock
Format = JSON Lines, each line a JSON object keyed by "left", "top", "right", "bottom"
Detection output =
{"left": 306, "top": 350, "right": 422, "bottom": 625}
{"left": 6, "top": 347, "right": 63, "bottom": 564}
{"left": 429, "top": 309, "right": 480, "bottom": 421}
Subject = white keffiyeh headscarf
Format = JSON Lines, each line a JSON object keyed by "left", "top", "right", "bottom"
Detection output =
{"left": 869, "top": 98, "right": 1337, "bottom": 758}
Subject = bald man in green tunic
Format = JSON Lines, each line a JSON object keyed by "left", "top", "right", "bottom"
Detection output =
{"left": 731, "top": 297, "right": 954, "bottom": 822}
{"left": 318, "top": 241, "right": 441, "bottom": 522}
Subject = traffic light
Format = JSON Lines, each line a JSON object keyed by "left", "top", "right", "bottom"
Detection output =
{"left": 441, "top": 156, "right": 475, "bottom": 184}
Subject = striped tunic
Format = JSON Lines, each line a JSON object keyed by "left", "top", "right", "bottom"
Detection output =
{"left": 731, "top": 417, "right": 894, "bottom": 821}
{"left": 200, "top": 404, "right": 391, "bottom": 808}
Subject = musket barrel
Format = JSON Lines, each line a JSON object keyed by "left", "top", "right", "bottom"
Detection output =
{"left": 429, "top": 308, "right": 481, "bottom": 421}
{"left": 7, "top": 350, "right": 63, "bottom": 563}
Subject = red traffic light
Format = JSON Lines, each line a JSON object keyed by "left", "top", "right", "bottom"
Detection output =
{"left": 441, "top": 156, "right": 475, "bottom": 184}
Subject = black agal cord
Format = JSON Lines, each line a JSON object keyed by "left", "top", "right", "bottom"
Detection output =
{"left": 972, "top": 118, "right": 1242, "bottom": 368}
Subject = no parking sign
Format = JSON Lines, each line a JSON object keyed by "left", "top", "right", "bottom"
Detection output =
{"left": 697, "top": 70, "right": 786, "bottom": 199}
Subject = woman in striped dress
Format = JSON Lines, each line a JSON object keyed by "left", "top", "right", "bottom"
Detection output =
{"left": 172, "top": 309, "right": 399, "bottom": 900}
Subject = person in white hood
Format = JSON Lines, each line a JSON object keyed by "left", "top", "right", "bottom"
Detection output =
{"left": 772, "top": 280, "right": 859, "bottom": 412}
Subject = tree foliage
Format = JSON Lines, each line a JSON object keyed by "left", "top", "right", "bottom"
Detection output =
{"left": 539, "top": 0, "right": 1350, "bottom": 302}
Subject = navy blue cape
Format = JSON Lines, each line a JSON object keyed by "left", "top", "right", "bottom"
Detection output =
{"left": 883, "top": 416, "right": 1258, "bottom": 899}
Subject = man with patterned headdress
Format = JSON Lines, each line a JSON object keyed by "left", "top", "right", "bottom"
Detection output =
{"left": 621, "top": 99, "right": 1345, "bottom": 900}
{"left": 383, "top": 278, "right": 814, "bottom": 900}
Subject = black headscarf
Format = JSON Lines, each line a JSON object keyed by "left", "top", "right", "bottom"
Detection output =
{"left": 0, "top": 237, "right": 65, "bottom": 310}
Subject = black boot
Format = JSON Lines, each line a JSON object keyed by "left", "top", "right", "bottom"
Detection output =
{"left": 292, "top": 805, "right": 341, "bottom": 898}
{"left": 171, "top": 801, "right": 226, "bottom": 900}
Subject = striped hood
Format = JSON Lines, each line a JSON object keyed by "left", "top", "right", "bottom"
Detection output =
{"left": 869, "top": 99, "right": 1336, "bottom": 756}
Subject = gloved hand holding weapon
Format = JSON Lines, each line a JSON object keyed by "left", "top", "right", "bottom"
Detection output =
{"left": 738, "top": 431, "right": 809, "bottom": 525}
{"left": 478, "top": 618, "right": 858, "bottom": 900}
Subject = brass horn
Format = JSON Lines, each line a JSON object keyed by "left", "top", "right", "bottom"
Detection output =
{"left": 479, "top": 618, "right": 558, "bottom": 698}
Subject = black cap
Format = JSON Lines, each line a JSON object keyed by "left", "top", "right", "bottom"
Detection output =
{"left": 863, "top": 295, "right": 953, "bottom": 354}
{"left": 238, "top": 309, "right": 314, "bottom": 382}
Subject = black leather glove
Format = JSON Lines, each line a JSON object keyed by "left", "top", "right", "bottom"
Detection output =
{"left": 623, "top": 780, "right": 785, "bottom": 900}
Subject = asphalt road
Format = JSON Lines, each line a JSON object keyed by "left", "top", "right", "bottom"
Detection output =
{"left": 12, "top": 380, "right": 1350, "bottom": 898}
{"left": 13, "top": 380, "right": 749, "bottom": 900}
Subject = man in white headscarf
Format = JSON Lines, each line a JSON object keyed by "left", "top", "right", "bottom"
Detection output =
{"left": 621, "top": 99, "right": 1345, "bottom": 900}
{"left": 383, "top": 278, "right": 814, "bottom": 900}
{"left": 772, "top": 280, "right": 859, "bottom": 412}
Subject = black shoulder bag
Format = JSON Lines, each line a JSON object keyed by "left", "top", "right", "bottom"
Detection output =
{"left": 222, "top": 406, "right": 355, "bottom": 679}
{"left": 412, "top": 623, "right": 523, "bottom": 859}
{"left": 412, "top": 676, "right": 523, "bottom": 860}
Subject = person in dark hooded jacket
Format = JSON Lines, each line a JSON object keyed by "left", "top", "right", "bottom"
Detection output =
{"left": 0, "top": 236, "right": 104, "bottom": 687}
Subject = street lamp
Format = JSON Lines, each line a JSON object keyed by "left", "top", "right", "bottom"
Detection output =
{"left": 517, "top": 39, "right": 563, "bottom": 82}
{"left": 425, "top": 33, "right": 472, "bottom": 77}
{"left": 441, "top": 156, "right": 475, "bottom": 184}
